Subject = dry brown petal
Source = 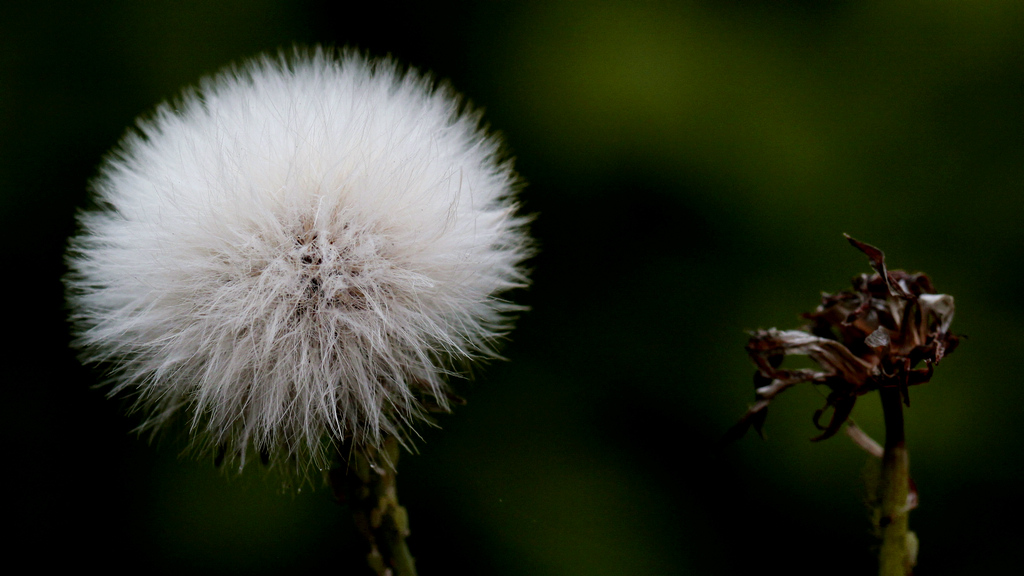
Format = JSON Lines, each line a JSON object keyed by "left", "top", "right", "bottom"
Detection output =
{"left": 730, "top": 236, "right": 960, "bottom": 443}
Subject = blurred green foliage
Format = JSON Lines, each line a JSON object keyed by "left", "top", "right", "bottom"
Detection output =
{"left": 3, "top": 1, "right": 1022, "bottom": 574}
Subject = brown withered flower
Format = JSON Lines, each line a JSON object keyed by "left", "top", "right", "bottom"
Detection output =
{"left": 729, "top": 235, "right": 960, "bottom": 442}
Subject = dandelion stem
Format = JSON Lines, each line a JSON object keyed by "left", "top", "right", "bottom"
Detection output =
{"left": 333, "top": 437, "right": 417, "bottom": 576}
{"left": 877, "top": 386, "right": 913, "bottom": 576}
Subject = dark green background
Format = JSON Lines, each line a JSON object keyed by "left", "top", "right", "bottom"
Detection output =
{"left": 4, "top": 1, "right": 1022, "bottom": 573}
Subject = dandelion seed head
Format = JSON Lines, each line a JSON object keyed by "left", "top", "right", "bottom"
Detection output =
{"left": 65, "top": 48, "right": 532, "bottom": 473}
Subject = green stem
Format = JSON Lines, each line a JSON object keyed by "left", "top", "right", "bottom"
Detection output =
{"left": 332, "top": 436, "right": 417, "bottom": 576}
{"left": 877, "top": 386, "right": 912, "bottom": 576}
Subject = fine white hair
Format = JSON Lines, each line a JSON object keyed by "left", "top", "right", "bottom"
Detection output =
{"left": 66, "top": 47, "right": 532, "bottom": 472}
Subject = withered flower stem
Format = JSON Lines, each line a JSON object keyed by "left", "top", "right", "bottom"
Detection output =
{"left": 733, "top": 235, "right": 958, "bottom": 575}
{"left": 878, "top": 387, "right": 913, "bottom": 576}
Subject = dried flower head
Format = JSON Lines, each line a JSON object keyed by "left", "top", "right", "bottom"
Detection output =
{"left": 729, "top": 235, "right": 959, "bottom": 442}
{"left": 65, "top": 48, "right": 532, "bottom": 472}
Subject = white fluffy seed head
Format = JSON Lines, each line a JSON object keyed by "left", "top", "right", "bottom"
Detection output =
{"left": 65, "top": 47, "right": 532, "bottom": 474}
